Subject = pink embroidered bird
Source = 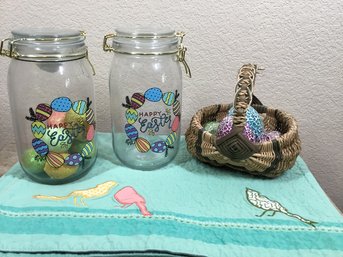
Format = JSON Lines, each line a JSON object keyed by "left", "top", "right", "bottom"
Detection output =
{"left": 113, "top": 186, "right": 152, "bottom": 217}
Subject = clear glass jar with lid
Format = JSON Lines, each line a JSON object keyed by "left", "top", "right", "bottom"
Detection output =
{"left": 1, "top": 28, "right": 97, "bottom": 184}
{"left": 103, "top": 27, "right": 191, "bottom": 170}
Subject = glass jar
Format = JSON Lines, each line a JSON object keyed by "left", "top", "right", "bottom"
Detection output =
{"left": 103, "top": 27, "right": 190, "bottom": 170}
{"left": 0, "top": 28, "right": 97, "bottom": 184}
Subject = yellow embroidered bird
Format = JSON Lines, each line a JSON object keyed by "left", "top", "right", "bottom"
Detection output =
{"left": 246, "top": 188, "right": 317, "bottom": 228}
{"left": 33, "top": 181, "right": 118, "bottom": 207}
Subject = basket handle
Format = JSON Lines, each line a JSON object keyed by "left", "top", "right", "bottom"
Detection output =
{"left": 215, "top": 64, "right": 261, "bottom": 160}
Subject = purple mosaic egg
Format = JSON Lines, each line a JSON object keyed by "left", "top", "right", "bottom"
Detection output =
{"left": 151, "top": 141, "right": 167, "bottom": 153}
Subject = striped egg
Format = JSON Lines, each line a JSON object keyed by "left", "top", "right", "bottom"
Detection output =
{"left": 144, "top": 87, "right": 162, "bottom": 102}
{"left": 46, "top": 152, "right": 64, "bottom": 168}
{"left": 51, "top": 97, "right": 72, "bottom": 112}
{"left": 65, "top": 153, "right": 83, "bottom": 166}
{"left": 35, "top": 103, "right": 52, "bottom": 121}
{"left": 134, "top": 138, "right": 151, "bottom": 153}
{"left": 31, "top": 121, "right": 46, "bottom": 139}
{"left": 151, "top": 141, "right": 167, "bottom": 153}
{"left": 171, "top": 116, "right": 180, "bottom": 132}
{"left": 32, "top": 138, "right": 49, "bottom": 156}
{"left": 166, "top": 132, "right": 177, "bottom": 147}
{"left": 81, "top": 141, "right": 94, "bottom": 157}
{"left": 72, "top": 100, "right": 87, "bottom": 115}
{"left": 173, "top": 100, "right": 181, "bottom": 116}
{"left": 87, "top": 124, "right": 95, "bottom": 141}
{"left": 125, "top": 124, "right": 139, "bottom": 140}
{"left": 126, "top": 108, "right": 138, "bottom": 124}
{"left": 131, "top": 93, "right": 145, "bottom": 109}
{"left": 86, "top": 108, "right": 95, "bottom": 124}
{"left": 162, "top": 92, "right": 175, "bottom": 106}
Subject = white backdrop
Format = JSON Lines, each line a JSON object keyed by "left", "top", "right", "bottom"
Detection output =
{"left": 0, "top": 0, "right": 342, "bottom": 210}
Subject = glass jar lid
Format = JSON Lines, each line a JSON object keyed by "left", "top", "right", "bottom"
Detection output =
{"left": 0, "top": 28, "right": 88, "bottom": 61}
{"left": 104, "top": 27, "right": 183, "bottom": 55}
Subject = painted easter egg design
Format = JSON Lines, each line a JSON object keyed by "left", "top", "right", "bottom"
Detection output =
{"left": 65, "top": 153, "right": 83, "bottom": 166}
{"left": 166, "top": 132, "right": 177, "bottom": 146}
{"left": 35, "top": 103, "right": 52, "bottom": 121}
{"left": 131, "top": 93, "right": 145, "bottom": 109}
{"left": 135, "top": 138, "right": 151, "bottom": 153}
{"left": 51, "top": 97, "right": 72, "bottom": 112}
{"left": 125, "top": 124, "right": 139, "bottom": 140}
{"left": 81, "top": 141, "right": 94, "bottom": 157}
{"left": 46, "top": 152, "right": 65, "bottom": 168}
{"left": 162, "top": 92, "right": 175, "bottom": 106}
{"left": 32, "top": 138, "right": 49, "bottom": 156}
{"left": 31, "top": 121, "right": 46, "bottom": 139}
{"left": 151, "top": 141, "right": 167, "bottom": 153}
{"left": 86, "top": 124, "right": 95, "bottom": 141}
{"left": 173, "top": 100, "right": 181, "bottom": 116}
{"left": 171, "top": 116, "right": 180, "bottom": 132}
{"left": 86, "top": 108, "right": 95, "bottom": 124}
{"left": 72, "top": 100, "right": 87, "bottom": 115}
{"left": 144, "top": 87, "right": 163, "bottom": 102}
{"left": 126, "top": 108, "right": 138, "bottom": 124}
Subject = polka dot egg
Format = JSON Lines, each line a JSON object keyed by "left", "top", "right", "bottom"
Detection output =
{"left": 151, "top": 141, "right": 167, "bottom": 153}
{"left": 144, "top": 87, "right": 163, "bottom": 102}
{"left": 65, "top": 153, "right": 83, "bottom": 166}
{"left": 51, "top": 97, "right": 72, "bottom": 112}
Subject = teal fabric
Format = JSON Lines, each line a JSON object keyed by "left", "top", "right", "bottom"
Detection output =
{"left": 0, "top": 133, "right": 342, "bottom": 257}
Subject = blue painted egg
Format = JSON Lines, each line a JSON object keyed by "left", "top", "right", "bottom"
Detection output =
{"left": 51, "top": 97, "right": 72, "bottom": 112}
{"left": 72, "top": 100, "right": 87, "bottom": 115}
{"left": 166, "top": 132, "right": 177, "bottom": 146}
{"left": 162, "top": 92, "right": 175, "bottom": 106}
{"left": 65, "top": 153, "right": 83, "bottom": 166}
{"left": 32, "top": 138, "right": 49, "bottom": 156}
{"left": 151, "top": 141, "right": 167, "bottom": 153}
{"left": 125, "top": 124, "right": 138, "bottom": 140}
{"left": 144, "top": 87, "right": 163, "bottom": 102}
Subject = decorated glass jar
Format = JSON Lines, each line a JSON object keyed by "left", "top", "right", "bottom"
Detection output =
{"left": 1, "top": 28, "right": 97, "bottom": 184}
{"left": 103, "top": 28, "right": 191, "bottom": 170}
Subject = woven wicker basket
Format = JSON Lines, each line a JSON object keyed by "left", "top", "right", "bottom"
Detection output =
{"left": 185, "top": 64, "right": 301, "bottom": 178}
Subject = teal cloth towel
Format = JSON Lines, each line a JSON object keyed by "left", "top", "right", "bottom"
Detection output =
{"left": 0, "top": 133, "right": 342, "bottom": 257}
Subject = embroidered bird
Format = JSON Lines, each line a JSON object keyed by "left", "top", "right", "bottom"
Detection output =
{"left": 33, "top": 181, "right": 118, "bottom": 207}
{"left": 246, "top": 188, "right": 317, "bottom": 228}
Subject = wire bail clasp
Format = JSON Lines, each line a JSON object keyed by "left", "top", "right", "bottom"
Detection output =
{"left": 103, "top": 33, "right": 116, "bottom": 52}
{"left": 0, "top": 38, "right": 14, "bottom": 58}
{"left": 176, "top": 32, "right": 191, "bottom": 78}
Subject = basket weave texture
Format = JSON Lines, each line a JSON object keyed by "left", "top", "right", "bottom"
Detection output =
{"left": 185, "top": 65, "right": 301, "bottom": 178}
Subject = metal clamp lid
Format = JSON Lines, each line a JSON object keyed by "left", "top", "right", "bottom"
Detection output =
{"left": 103, "top": 31, "right": 191, "bottom": 78}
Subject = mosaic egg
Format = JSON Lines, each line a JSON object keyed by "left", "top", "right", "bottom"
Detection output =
{"left": 81, "top": 141, "right": 94, "bottom": 157}
{"left": 51, "top": 97, "right": 72, "bottom": 112}
{"left": 131, "top": 93, "right": 145, "bottom": 109}
{"left": 65, "top": 153, "right": 83, "bottom": 166}
{"left": 32, "top": 138, "right": 49, "bottom": 156}
{"left": 86, "top": 108, "right": 95, "bottom": 124}
{"left": 125, "top": 124, "right": 139, "bottom": 140}
{"left": 162, "top": 92, "right": 175, "bottom": 106}
{"left": 171, "top": 116, "right": 180, "bottom": 132}
{"left": 31, "top": 121, "right": 46, "bottom": 139}
{"left": 144, "top": 87, "right": 162, "bottom": 102}
{"left": 126, "top": 108, "right": 138, "bottom": 124}
{"left": 260, "top": 131, "right": 281, "bottom": 142}
{"left": 216, "top": 116, "right": 257, "bottom": 143}
{"left": 135, "top": 138, "right": 151, "bottom": 153}
{"left": 46, "top": 152, "right": 64, "bottom": 168}
{"left": 35, "top": 103, "right": 52, "bottom": 121}
{"left": 227, "top": 106, "right": 264, "bottom": 139}
{"left": 173, "top": 100, "right": 181, "bottom": 116}
{"left": 47, "top": 111, "right": 66, "bottom": 126}
{"left": 151, "top": 141, "right": 167, "bottom": 153}
{"left": 166, "top": 132, "right": 177, "bottom": 146}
